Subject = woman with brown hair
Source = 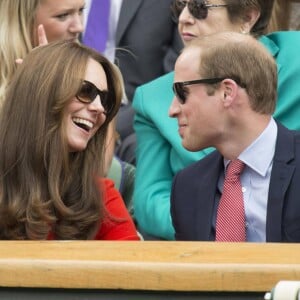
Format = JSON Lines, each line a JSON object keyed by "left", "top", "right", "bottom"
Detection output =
{"left": 0, "top": 0, "right": 136, "bottom": 223}
{"left": 0, "top": 40, "right": 139, "bottom": 240}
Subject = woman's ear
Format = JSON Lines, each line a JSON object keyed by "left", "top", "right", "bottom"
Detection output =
{"left": 241, "top": 9, "right": 260, "bottom": 34}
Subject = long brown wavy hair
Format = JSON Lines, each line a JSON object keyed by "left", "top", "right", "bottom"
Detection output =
{"left": 0, "top": 40, "right": 123, "bottom": 240}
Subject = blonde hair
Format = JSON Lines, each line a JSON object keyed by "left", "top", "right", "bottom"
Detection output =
{"left": 0, "top": 0, "right": 41, "bottom": 105}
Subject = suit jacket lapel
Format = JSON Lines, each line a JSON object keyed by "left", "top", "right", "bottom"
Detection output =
{"left": 116, "top": 0, "right": 143, "bottom": 44}
{"left": 266, "top": 123, "right": 295, "bottom": 241}
{"left": 194, "top": 152, "right": 223, "bottom": 240}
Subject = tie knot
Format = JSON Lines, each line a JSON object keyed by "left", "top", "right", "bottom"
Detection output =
{"left": 226, "top": 159, "right": 245, "bottom": 179}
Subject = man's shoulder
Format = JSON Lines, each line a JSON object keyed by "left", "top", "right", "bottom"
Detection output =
{"left": 277, "top": 121, "right": 300, "bottom": 138}
{"left": 273, "top": 121, "right": 300, "bottom": 163}
{"left": 176, "top": 150, "right": 220, "bottom": 178}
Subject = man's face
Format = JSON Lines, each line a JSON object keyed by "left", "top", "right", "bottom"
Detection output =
{"left": 169, "top": 47, "right": 223, "bottom": 152}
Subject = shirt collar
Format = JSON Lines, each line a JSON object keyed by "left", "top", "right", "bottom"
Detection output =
{"left": 224, "top": 118, "right": 277, "bottom": 177}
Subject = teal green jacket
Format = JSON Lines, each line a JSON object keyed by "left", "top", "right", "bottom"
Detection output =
{"left": 132, "top": 31, "right": 300, "bottom": 240}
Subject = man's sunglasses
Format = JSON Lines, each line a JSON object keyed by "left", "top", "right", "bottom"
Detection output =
{"left": 76, "top": 80, "right": 113, "bottom": 115}
{"left": 173, "top": 78, "right": 225, "bottom": 104}
{"left": 173, "top": 77, "right": 247, "bottom": 104}
{"left": 171, "top": 0, "right": 228, "bottom": 22}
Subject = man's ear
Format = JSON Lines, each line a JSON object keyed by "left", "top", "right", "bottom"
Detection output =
{"left": 221, "top": 79, "right": 238, "bottom": 107}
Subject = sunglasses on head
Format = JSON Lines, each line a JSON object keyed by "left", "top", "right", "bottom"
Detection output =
{"left": 171, "top": 0, "right": 228, "bottom": 22}
{"left": 76, "top": 80, "right": 114, "bottom": 115}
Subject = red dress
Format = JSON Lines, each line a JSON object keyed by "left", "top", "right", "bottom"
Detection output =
{"left": 94, "top": 178, "right": 139, "bottom": 240}
{"left": 48, "top": 178, "right": 140, "bottom": 240}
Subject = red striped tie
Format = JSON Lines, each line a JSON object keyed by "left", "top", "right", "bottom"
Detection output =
{"left": 216, "top": 159, "right": 246, "bottom": 242}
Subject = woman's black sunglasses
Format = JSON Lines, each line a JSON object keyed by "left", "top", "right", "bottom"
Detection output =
{"left": 76, "top": 80, "right": 114, "bottom": 115}
{"left": 171, "top": 0, "right": 228, "bottom": 22}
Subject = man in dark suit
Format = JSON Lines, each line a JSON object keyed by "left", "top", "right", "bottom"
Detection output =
{"left": 169, "top": 31, "right": 300, "bottom": 243}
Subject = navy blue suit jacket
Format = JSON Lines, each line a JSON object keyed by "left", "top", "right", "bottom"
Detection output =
{"left": 171, "top": 122, "right": 300, "bottom": 242}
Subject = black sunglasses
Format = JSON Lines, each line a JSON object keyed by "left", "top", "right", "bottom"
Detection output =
{"left": 171, "top": 0, "right": 228, "bottom": 22}
{"left": 173, "top": 78, "right": 225, "bottom": 104}
{"left": 173, "top": 77, "right": 247, "bottom": 104}
{"left": 76, "top": 80, "right": 113, "bottom": 115}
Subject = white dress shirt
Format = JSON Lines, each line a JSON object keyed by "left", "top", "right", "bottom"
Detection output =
{"left": 216, "top": 118, "right": 278, "bottom": 242}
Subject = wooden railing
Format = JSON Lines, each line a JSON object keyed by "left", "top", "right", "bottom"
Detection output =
{"left": 0, "top": 241, "right": 299, "bottom": 293}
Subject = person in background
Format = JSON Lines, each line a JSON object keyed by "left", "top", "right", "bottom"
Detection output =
{"left": 267, "top": 0, "right": 291, "bottom": 32}
{"left": 267, "top": 0, "right": 300, "bottom": 32}
{"left": 0, "top": 0, "right": 84, "bottom": 105}
{"left": 83, "top": 0, "right": 182, "bottom": 103}
{"left": 170, "top": 31, "right": 300, "bottom": 242}
{"left": 83, "top": 0, "right": 183, "bottom": 164}
{"left": 290, "top": 1, "right": 300, "bottom": 30}
{"left": 0, "top": 0, "right": 135, "bottom": 213}
{"left": 0, "top": 40, "right": 139, "bottom": 240}
{"left": 133, "top": 0, "right": 300, "bottom": 240}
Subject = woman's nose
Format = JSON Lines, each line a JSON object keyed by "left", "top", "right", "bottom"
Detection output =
{"left": 179, "top": 3, "right": 195, "bottom": 24}
{"left": 88, "top": 95, "right": 106, "bottom": 114}
{"left": 70, "top": 14, "right": 84, "bottom": 34}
